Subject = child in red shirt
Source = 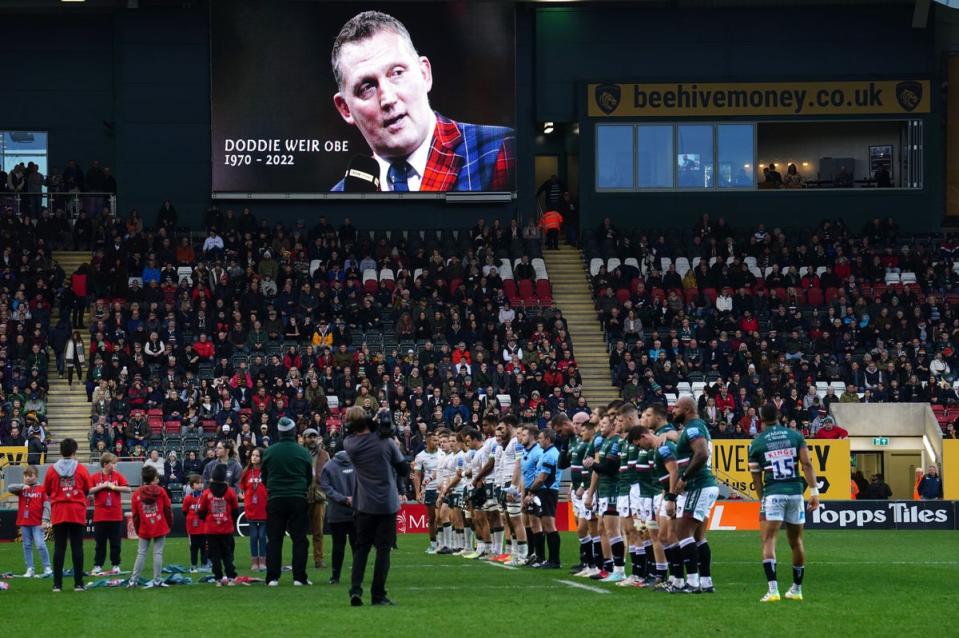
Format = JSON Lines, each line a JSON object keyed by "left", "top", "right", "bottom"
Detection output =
{"left": 7, "top": 465, "right": 51, "bottom": 578}
{"left": 240, "top": 448, "right": 268, "bottom": 571}
{"left": 129, "top": 465, "right": 173, "bottom": 589}
{"left": 89, "top": 452, "right": 131, "bottom": 576}
{"left": 182, "top": 474, "right": 208, "bottom": 572}
{"left": 43, "top": 438, "right": 91, "bottom": 592}
{"left": 199, "top": 463, "right": 240, "bottom": 585}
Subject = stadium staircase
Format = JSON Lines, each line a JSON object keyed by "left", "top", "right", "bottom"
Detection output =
{"left": 543, "top": 244, "right": 620, "bottom": 408}
{"left": 45, "top": 251, "right": 92, "bottom": 460}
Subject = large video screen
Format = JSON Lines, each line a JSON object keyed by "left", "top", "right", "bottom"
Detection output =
{"left": 211, "top": 1, "right": 516, "bottom": 194}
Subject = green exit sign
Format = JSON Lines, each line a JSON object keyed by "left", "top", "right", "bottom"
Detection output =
{"left": 873, "top": 437, "right": 889, "bottom": 446}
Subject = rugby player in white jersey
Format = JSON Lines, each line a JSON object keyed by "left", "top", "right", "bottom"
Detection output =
{"left": 413, "top": 431, "right": 444, "bottom": 554}
{"left": 493, "top": 416, "right": 528, "bottom": 564}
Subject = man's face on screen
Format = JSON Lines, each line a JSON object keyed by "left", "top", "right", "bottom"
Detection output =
{"left": 333, "top": 30, "right": 434, "bottom": 161}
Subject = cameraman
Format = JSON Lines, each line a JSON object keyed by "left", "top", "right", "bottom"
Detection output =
{"left": 343, "top": 405, "right": 409, "bottom": 607}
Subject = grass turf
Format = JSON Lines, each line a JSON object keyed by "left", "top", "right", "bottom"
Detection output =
{"left": 0, "top": 530, "right": 956, "bottom": 636}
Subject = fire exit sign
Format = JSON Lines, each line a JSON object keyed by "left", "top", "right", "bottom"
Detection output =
{"left": 872, "top": 437, "right": 889, "bottom": 446}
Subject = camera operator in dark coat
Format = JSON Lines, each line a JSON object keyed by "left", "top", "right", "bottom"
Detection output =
{"left": 342, "top": 405, "right": 409, "bottom": 607}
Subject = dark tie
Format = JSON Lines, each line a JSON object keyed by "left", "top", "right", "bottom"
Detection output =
{"left": 388, "top": 161, "right": 411, "bottom": 192}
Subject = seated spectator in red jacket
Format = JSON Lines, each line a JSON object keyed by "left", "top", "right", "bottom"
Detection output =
{"left": 814, "top": 417, "right": 848, "bottom": 439}
{"left": 193, "top": 333, "right": 215, "bottom": 361}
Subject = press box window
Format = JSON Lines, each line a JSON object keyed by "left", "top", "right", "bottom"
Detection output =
{"left": 596, "top": 124, "right": 635, "bottom": 190}
{"left": 637, "top": 125, "right": 673, "bottom": 188}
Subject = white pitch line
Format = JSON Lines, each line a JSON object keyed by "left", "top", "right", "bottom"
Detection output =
{"left": 556, "top": 579, "right": 610, "bottom": 594}
{"left": 486, "top": 561, "right": 517, "bottom": 570}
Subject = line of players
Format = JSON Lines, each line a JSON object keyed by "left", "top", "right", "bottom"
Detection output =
{"left": 413, "top": 396, "right": 819, "bottom": 600}
{"left": 412, "top": 414, "right": 563, "bottom": 568}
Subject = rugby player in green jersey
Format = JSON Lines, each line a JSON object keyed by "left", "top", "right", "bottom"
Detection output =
{"left": 615, "top": 403, "right": 643, "bottom": 586}
{"left": 576, "top": 411, "right": 607, "bottom": 578}
{"left": 566, "top": 412, "right": 594, "bottom": 574}
{"left": 672, "top": 396, "right": 719, "bottom": 593}
{"left": 585, "top": 403, "right": 624, "bottom": 581}
{"left": 632, "top": 419, "right": 682, "bottom": 591}
{"left": 749, "top": 404, "right": 820, "bottom": 603}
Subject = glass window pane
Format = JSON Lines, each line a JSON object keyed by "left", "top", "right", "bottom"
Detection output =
{"left": 677, "top": 125, "right": 713, "bottom": 188}
{"left": 596, "top": 125, "right": 634, "bottom": 190}
{"left": 637, "top": 125, "right": 673, "bottom": 188}
{"left": 718, "top": 124, "right": 754, "bottom": 188}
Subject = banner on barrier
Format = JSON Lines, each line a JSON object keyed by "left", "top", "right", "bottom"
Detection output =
{"left": 712, "top": 439, "right": 850, "bottom": 500}
{"left": 944, "top": 440, "right": 959, "bottom": 500}
{"left": 0, "top": 445, "right": 28, "bottom": 499}
{"left": 806, "top": 500, "right": 956, "bottom": 530}
{"left": 394, "top": 501, "right": 573, "bottom": 534}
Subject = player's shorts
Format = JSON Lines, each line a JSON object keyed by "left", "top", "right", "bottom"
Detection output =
{"left": 616, "top": 494, "right": 631, "bottom": 517}
{"left": 535, "top": 488, "right": 558, "bottom": 518}
{"left": 482, "top": 483, "right": 499, "bottom": 512}
{"left": 598, "top": 497, "right": 618, "bottom": 516}
{"left": 424, "top": 489, "right": 438, "bottom": 507}
{"left": 448, "top": 491, "right": 463, "bottom": 509}
{"left": 635, "top": 495, "right": 656, "bottom": 525}
{"left": 677, "top": 486, "right": 720, "bottom": 522}
{"left": 628, "top": 484, "right": 642, "bottom": 516}
{"left": 654, "top": 493, "right": 668, "bottom": 520}
{"left": 470, "top": 484, "right": 487, "bottom": 508}
{"left": 760, "top": 494, "right": 806, "bottom": 525}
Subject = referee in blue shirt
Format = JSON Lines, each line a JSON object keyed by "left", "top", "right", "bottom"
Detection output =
{"left": 525, "top": 428, "right": 562, "bottom": 568}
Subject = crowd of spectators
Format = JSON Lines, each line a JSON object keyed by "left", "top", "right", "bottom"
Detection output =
{"left": 0, "top": 158, "right": 118, "bottom": 219}
{"left": 41, "top": 206, "right": 587, "bottom": 481}
{"left": 589, "top": 213, "right": 959, "bottom": 440}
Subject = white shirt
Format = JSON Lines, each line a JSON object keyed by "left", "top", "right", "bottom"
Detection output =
{"left": 413, "top": 449, "right": 443, "bottom": 491}
{"left": 374, "top": 113, "right": 436, "bottom": 192}
{"left": 496, "top": 436, "right": 521, "bottom": 486}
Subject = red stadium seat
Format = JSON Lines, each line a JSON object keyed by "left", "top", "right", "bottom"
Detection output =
{"left": 536, "top": 280, "right": 553, "bottom": 304}
{"left": 163, "top": 421, "right": 179, "bottom": 434}
{"left": 651, "top": 287, "right": 665, "bottom": 303}
{"left": 202, "top": 420, "right": 218, "bottom": 433}
{"left": 449, "top": 278, "right": 463, "bottom": 295}
{"left": 825, "top": 287, "right": 839, "bottom": 303}
{"left": 503, "top": 279, "right": 519, "bottom": 304}
{"left": 702, "top": 288, "right": 717, "bottom": 304}
{"left": 148, "top": 417, "right": 163, "bottom": 434}
{"left": 616, "top": 288, "right": 631, "bottom": 303}
{"left": 806, "top": 288, "right": 823, "bottom": 306}
{"left": 684, "top": 288, "right": 699, "bottom": 304}
{"left": 519, "top": 279, "right": 536, "bottom": 304}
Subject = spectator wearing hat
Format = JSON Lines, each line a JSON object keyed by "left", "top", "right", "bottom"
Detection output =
{"left": 304, "top": 427, "right": 331, "bottom": 569}
{"left": 261, "top": 416, "right": 314, "bottom": 586}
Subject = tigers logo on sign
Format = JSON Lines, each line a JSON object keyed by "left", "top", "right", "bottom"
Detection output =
{"left": 0, "top": 445, "right": 29, "bottom": 498}
{"left": 594, "top": 84, "right": 621, "bottom": 115}
{"left": 896, "top": 81, "right": 922, "bottom": 112}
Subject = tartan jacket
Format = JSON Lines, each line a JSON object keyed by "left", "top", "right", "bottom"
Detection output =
{"left": 332, "top": 113, "right": 514, "bottom": 192}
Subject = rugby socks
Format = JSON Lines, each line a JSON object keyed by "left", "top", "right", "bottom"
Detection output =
{"left": 610, "top": 535, "right": 626, "bottom": 575}
{"left": 592, "top": 537, "right": 604, "bottom": 570}
{"left": 465, "top": 524, "right": 475, "bottom": 551}
{"left": 533, "top": 532, "right": 546, "bottom": 563}
{"left": 656, "top": 562, "right": 669, "bottom": 580}
{"left": 517, "top": 541, "right": 528, "bottom": 560}
{"left": 442, "top": 523, "right": 452, "bottom": 548}
{"left": 636, "top": 543, "right": 649, "bottom": 579}
{"left": 642, "top": 541, "right": 655, "bottom": 579}
{"left": 579, "top": 536, "right": 592, "bottom": 567}
{"left": 665, "top": 543, "right": 684, "bottom": 585}
{"left": 455, "top": 528, "right": 465, "bottom": 550}
{"left": 679, "top": 537, "right": 700, "bottom": 588}
{"left": 546, "top": 532, "right": 561, "bottom": 565}
{"left": 629, "top": 545, "right": 641, "bottom": 578}
{"left": 697, "top": 540, "right": 712, "bottom": 588}
{"left": 792, "top": 565, "right": 804, "bottom": 588}
{"left": 492, "top": 527, "right": 504, "bottom": 555}
{"left": 763, "top": 559, "right": 778, "bottom": 594}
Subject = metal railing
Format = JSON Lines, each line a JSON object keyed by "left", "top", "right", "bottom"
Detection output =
{"left": 0, "top": 191, "right": 116, "bottom": 218}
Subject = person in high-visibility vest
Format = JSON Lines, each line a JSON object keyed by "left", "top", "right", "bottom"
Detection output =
{"left": 541, "top": 210, "right": 563, "bottom": 250}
